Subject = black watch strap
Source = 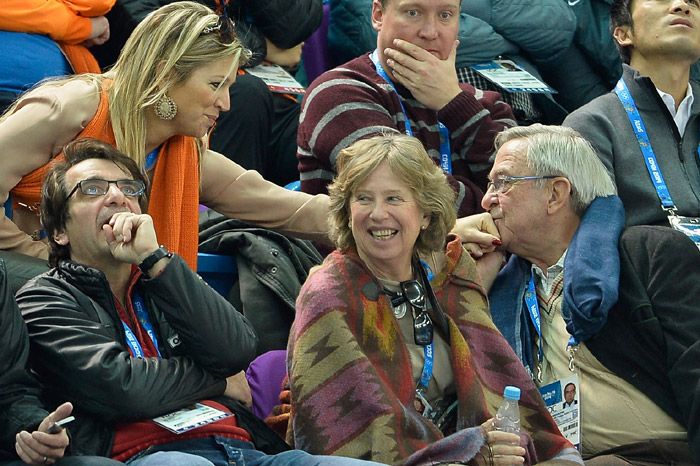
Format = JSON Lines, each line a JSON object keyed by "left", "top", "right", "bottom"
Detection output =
{"left": 138, "top": 246, "right": 173, "bottom": 275}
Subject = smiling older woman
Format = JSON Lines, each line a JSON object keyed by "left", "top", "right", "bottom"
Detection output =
{"left": 287, "top": 133, "right": 583, "bottom": 466}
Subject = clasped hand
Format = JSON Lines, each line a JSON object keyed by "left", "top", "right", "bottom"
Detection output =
{"left": 452, "top": 213, "right": 505, "bottom": 292}
{"left": 103, "top": 212, "right": 160, "bottom": 265}
{"left": 383, "top": 38, "right": 462, "bottom": 111}
{"left": 473, "top": 418, "right": 526, "bottom": 466}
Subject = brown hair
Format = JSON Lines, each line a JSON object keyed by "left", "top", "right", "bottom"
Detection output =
{"left": 41, "top": 139, "right": 149, "bottom": 266}
{"left": 328, "top": 133, "right": 456, "bottom": 254}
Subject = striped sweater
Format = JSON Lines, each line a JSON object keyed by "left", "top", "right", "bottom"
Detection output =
{"left": 296, "top": 53, "right": 516, "bottom": 217}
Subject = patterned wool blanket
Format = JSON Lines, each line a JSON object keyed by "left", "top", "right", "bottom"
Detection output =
{"left": 289, "top": 237, "right": 582, "bottom": 465}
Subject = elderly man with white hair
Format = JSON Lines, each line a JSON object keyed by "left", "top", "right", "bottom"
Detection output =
{"left": 470, "top": 124, "right": 700, "bottom": 465}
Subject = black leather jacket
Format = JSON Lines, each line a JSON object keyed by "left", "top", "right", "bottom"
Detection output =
{"left": 16, "top": 256, "right": 263, "bottom": 457}
{"left": 0, "top": 259, "right": 47, "bottom": 460}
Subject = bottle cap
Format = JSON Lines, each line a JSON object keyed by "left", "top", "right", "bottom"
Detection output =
{"left": 503, "top": 386, "right": 521, "bottom": 400}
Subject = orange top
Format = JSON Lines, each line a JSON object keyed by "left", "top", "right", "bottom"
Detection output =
{"left": 11, "top": 83, "right": 201, "bottom": 269}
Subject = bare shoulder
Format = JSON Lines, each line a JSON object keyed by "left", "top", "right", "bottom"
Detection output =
{"left": 28, "top": 78, "right": 101, "bottom": 128}
{"left": 0, "top": 78, "right": 101, "bottom": 184}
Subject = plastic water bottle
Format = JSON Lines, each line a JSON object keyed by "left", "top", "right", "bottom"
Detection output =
{"left": 494, "top": 385, "right": 521, "bottom": 434}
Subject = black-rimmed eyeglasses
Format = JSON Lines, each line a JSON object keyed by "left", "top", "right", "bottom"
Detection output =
{"left": 486, "top": 175, "right": 559, "bottom": 194}
{"left": 65, "top": 179, "right": 146, "bottom": 201}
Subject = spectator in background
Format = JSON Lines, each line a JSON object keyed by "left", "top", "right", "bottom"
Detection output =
{"left": 0, "top": 0, "right": 113, "bottom": 113}
{"left": 297, "top": 0, "right": 516, "bottom": 218}
{"left": 325, "top": 0, "right": 574, "bottom": 124}
{"left": 563, "top": 0, "right": 700, "bottom": 230}
{"left": 92, "top": 0, "right": 323, "bottom": 186}
{"left": 0, "top": 2, "right": 334, "bottom": 287}
{"left": 0, "top": 259, "right": 124, "bottom": 466}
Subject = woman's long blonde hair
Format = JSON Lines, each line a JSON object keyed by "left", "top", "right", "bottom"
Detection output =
{"left": 1, "top": 1, "right": 248, "bottom": 171}
{"left": 107, "top": 1, "right": 249, "bottom": 168}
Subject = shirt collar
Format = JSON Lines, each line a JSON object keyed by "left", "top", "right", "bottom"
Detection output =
{"left": 657, "top": 83, "right": 694, "bottom": 136}
{"left": 531, "top": 250, "right": 566, "bottom": 298}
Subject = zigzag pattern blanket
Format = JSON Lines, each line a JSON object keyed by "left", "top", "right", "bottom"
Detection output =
{"left": 289, "top": 237, "right": 582, "bottom": 465}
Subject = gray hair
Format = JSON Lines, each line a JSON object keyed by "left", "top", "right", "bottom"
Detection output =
{"left": 494, "top": 124, "right": 616, "bottom": 216}
{"left": 328, "top": 133, "right": 456, "bottom": 254}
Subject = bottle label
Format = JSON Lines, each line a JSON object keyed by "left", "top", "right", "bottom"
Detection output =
{"left": 538, "top": 374, "right": 581, "bottom": 450}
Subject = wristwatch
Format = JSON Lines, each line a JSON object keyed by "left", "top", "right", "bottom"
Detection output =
{"left": 138, "top": 245, "right": 173, "bottom": 276}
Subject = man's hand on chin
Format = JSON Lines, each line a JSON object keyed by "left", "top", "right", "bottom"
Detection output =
{"left": 383, "top": 38, "right": 462, "bottom": 111}
{"left": 103, "top": 212, "right": 160, "bottom": 265}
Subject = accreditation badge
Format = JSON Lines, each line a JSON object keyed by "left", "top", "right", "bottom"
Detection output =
{"left": 471, "top": 60, "right": 556, "bottom": 94}
{"left": 538, "top": 374, "right": 581, "bottom": 450}
{"left": 152, "top": 403, "right": 232, "bottom": 434}
{"left": 668, "top": 214, "right": 700, "bottom": 250}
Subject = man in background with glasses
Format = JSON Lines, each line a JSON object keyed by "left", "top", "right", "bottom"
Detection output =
{"left": 477, "top": 124, "right": 700, "bottom": 464}
{"left": 15, "top": 138, "right": 384, "bottom": 466}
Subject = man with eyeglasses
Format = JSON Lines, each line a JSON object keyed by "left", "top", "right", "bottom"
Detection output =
{"left": 476, "top": 124, "right": 700, "bottom": 464}
{"left": 563, "top": 0, "right": 700, "bottom": 236}
{"left": 14, "top": 138, "right": 384, "bottom": 466}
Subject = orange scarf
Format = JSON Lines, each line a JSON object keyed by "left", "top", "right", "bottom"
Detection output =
{"left": 11, "top": 83, "right": 200, "bottom": 269}
{"left": 60, "top": 43, "right": 101, "bottom": 74}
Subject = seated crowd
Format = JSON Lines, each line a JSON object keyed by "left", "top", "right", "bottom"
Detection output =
{"left": 1, "top": 0, "right": 700, "bottom": 465}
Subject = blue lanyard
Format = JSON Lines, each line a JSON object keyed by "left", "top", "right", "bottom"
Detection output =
{"left": 146, "top": 147, "right": 160, "bottom": 172}
{"left": 416, "top": 259, "right": 435, "bottom": 389}
{"left": 419, "top": 259, "right": 434, "bottom": 282}
{"left": 418, "top": 342, "right": 434, "bottom": 390}
{"left": 614, "top": 79, "right": 677, "bottom": 211}
{"left": 524, "top": 275, "right": 543, "bottom": 378}
{"left": 122, "top": 321, "right": 145, "bottom": 359}
{"left": 122, "top": 290, "right": 161, "bottom": 359}
{"left": 370, "top": 50, "right": 452, "bottom": 174}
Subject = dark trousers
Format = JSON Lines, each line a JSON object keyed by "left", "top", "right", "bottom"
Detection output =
{"left": 586, "top": 226, "right": 700, "bottom": 465}
{"left": 209, "top": 72, "right": 300, "bottom": 187}
{"left": 584, "top": 439, "right": 695, "bottom": 465}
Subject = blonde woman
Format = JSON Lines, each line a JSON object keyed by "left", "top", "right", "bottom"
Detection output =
{"left": 0, "top": 1, "right": 329, "bottom": 279}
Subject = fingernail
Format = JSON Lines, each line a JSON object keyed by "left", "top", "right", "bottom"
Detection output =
{"left": 492, "top": 239, "right": 502, "bottom": 246}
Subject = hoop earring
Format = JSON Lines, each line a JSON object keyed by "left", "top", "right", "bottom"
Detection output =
{"left": 154, "top": 94, "right": 178, "bottom": 120}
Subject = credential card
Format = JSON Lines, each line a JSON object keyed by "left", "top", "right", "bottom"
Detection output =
{"left": 152, "top": 403, "right": 231, "bottom": 435}
{"left": 538, "top": 374, "right": 581, "bottom": 449}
